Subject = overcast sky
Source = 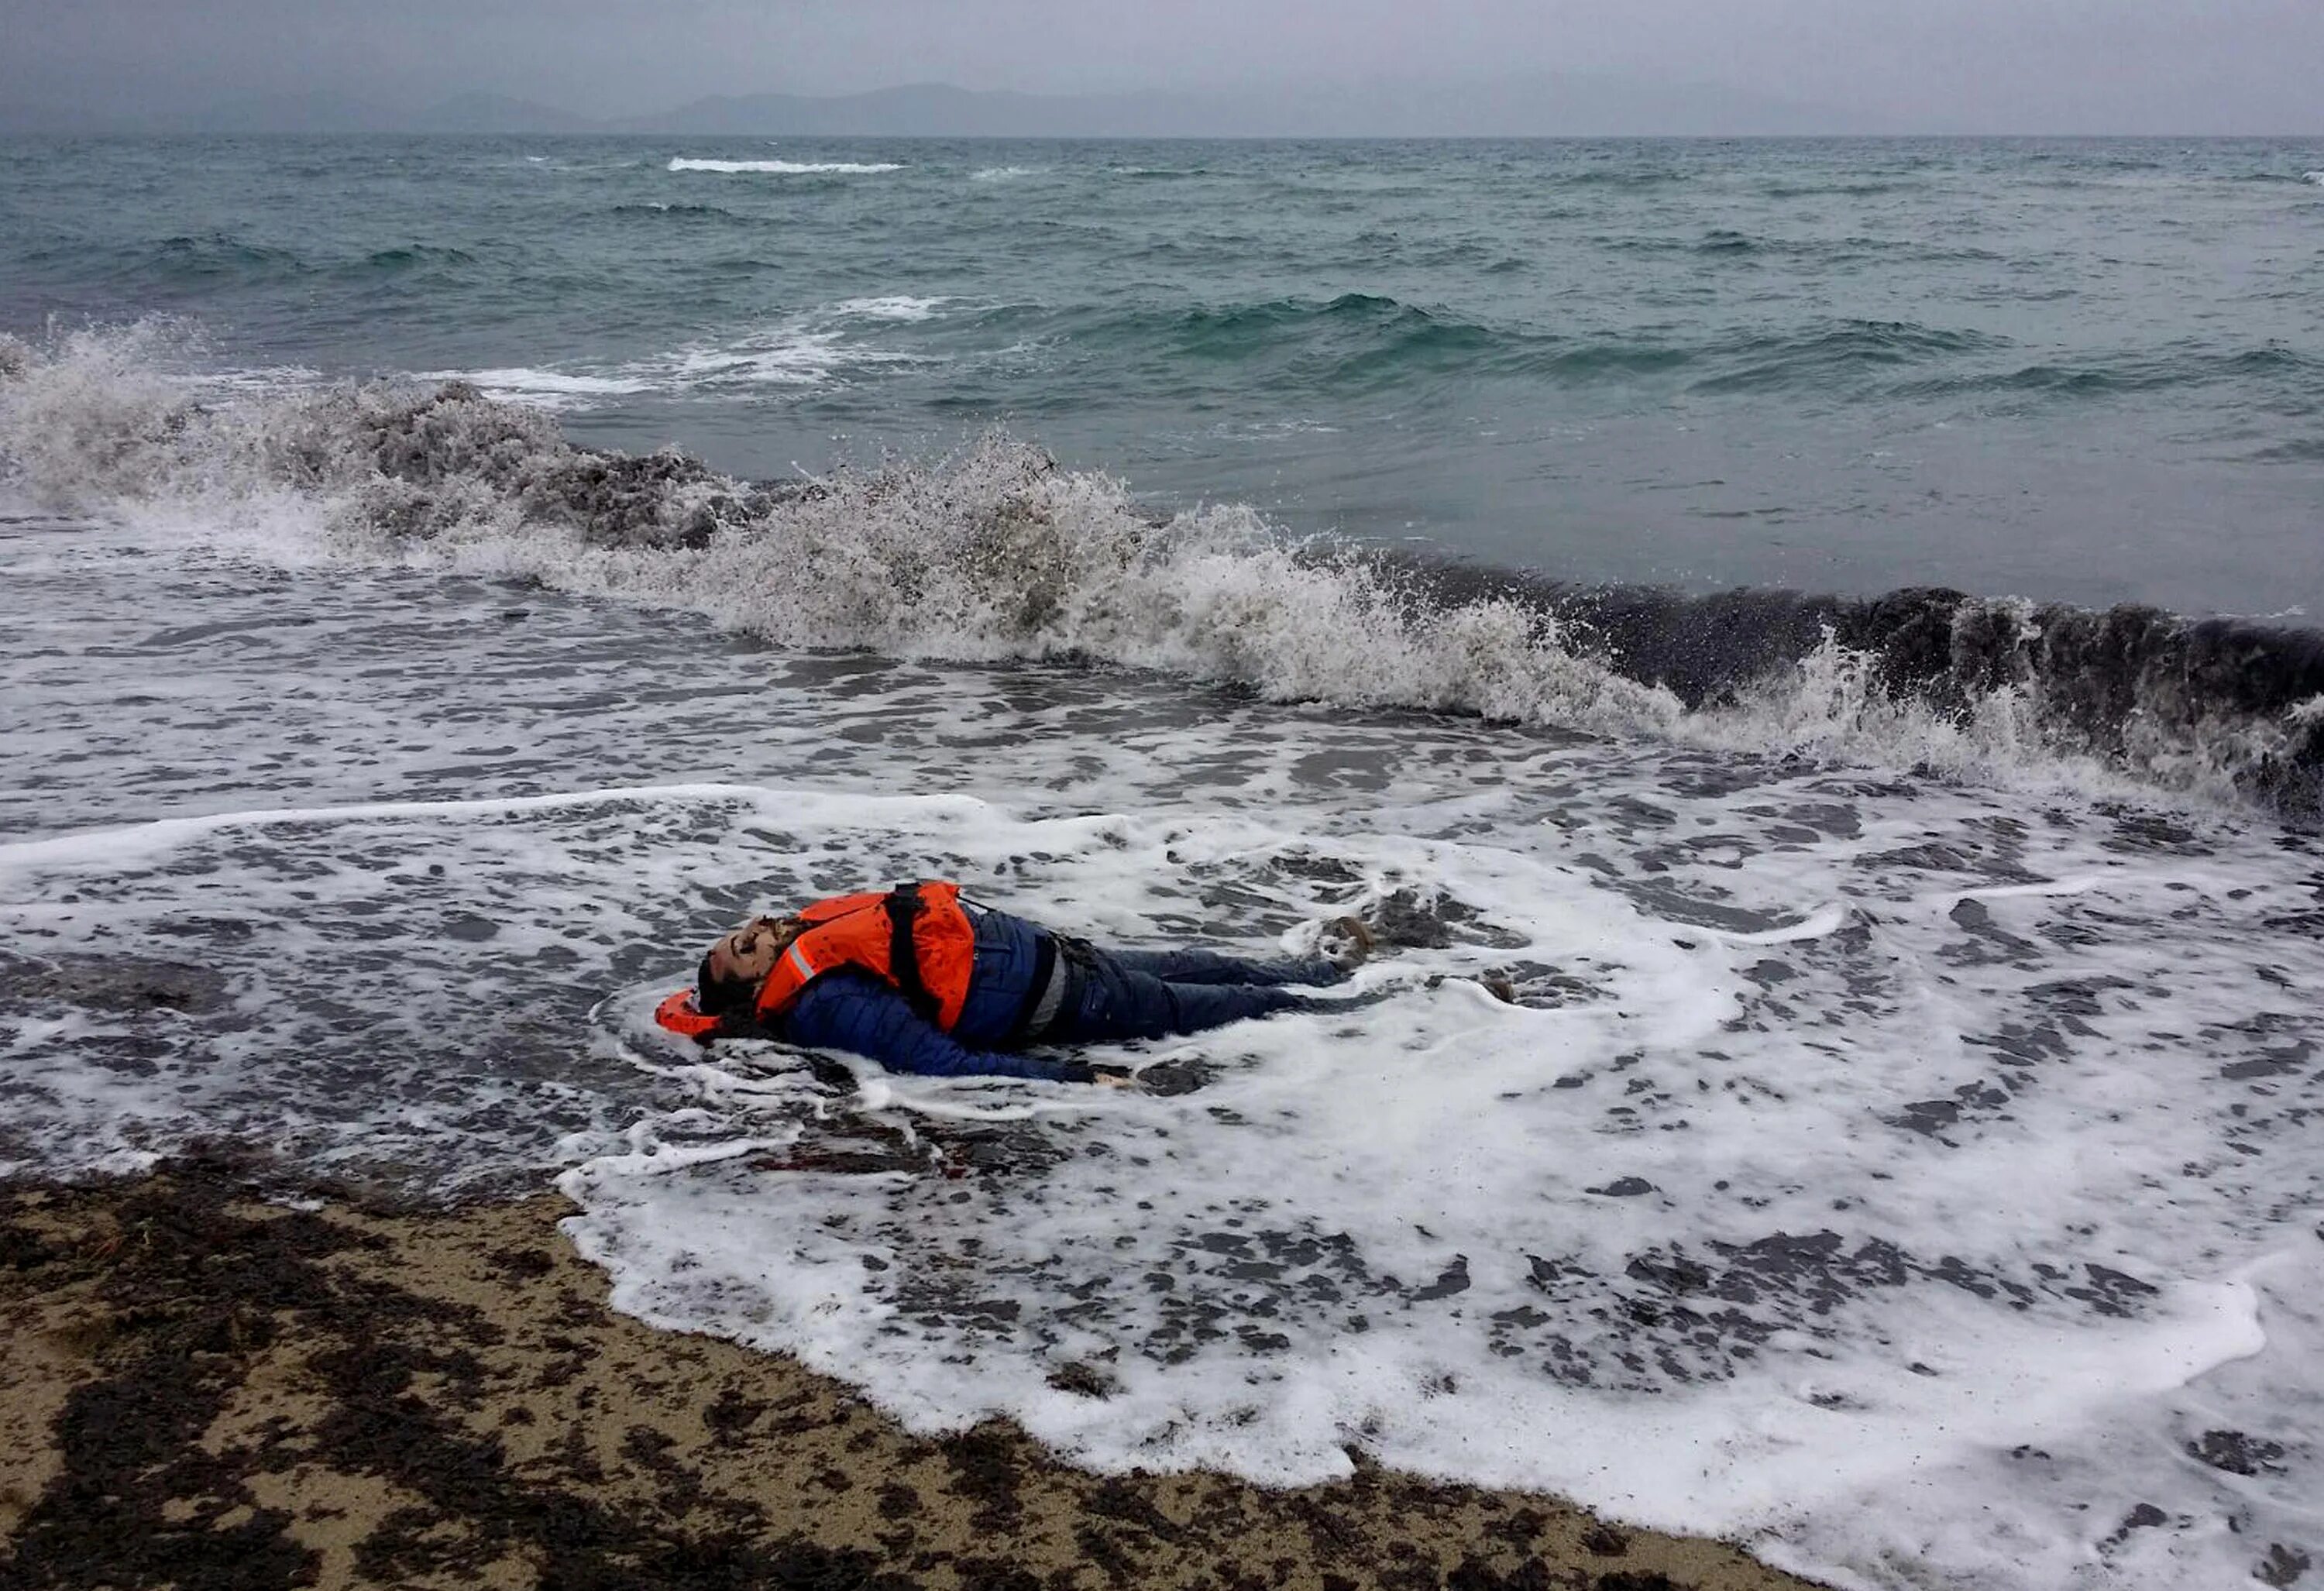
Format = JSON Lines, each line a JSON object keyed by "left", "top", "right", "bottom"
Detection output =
{"left": 4, "top": 0, "right": 2319, "bottom": 133}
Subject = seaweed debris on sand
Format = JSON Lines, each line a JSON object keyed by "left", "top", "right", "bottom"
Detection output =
{"left": 0, "top": 1163, "right": 1825, "bottom": 1591}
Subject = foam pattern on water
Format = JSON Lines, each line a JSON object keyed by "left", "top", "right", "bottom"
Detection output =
{"left": 552, "top": 790, "right": 2324, "bottom": 1591}
{"left": 5, "top": 409, "right": 2324, "bottom": 1589}
{"left": 5, "top": 325, "right": 2318, "bottom": 816}
{"left": 666, "top": 157, "right": 906, "bottom": 174}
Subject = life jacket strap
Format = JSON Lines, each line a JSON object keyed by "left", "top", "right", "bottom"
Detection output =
{"left": 884, "top": 882, "right": 941, "bottom": 1025}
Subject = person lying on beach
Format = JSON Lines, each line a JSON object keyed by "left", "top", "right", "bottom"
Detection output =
{"left": 655, "top": 880, "right": 1371, "bottom": 1085}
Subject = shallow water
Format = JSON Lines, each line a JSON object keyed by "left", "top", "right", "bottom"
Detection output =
{"left": 2, "top": 507, "right": 2321, "bottom": 1590}
{"left": 5, "top": 132, "right": 2324, "bottom": 1591}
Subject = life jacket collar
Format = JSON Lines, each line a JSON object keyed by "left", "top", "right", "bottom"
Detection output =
{"left": 652, "top": 881, "right": 977, "bottom": 1043}
{"left": 653, "top": 988, "right": 724, "bottom": 1041}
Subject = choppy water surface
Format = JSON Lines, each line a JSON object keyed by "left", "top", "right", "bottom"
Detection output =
{"left": 3, "top": 135, "right": 2320, "bottom": 613}
{"left": 3, "top": 134, "right": 2324, "bottom": 1591}
{"left": 3, "top": 502, "right": 2322, "bottom": 1590}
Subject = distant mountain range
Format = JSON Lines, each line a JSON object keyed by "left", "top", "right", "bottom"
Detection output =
{"left": 0, "top": 79, "right": 1884, "bottom": 139}
{"left": 0, "top": 91, "right": 595, "bottom": 137}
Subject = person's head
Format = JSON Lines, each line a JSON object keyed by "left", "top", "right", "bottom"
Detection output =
{"left": 693, "top": 914, "right": 803, "bottom": 1022}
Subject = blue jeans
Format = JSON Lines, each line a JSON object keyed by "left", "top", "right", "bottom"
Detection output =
{"left": 1044, "top": 942, "right": 1346, "bottom": 1045}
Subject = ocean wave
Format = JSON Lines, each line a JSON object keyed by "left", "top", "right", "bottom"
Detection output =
{"left": 410, "top": 301, "right": 940, "bottom": 406}
{"left": 2251, "top": 438, "right": 2324, "bottom": 463}
{"left": 86, "top": 233, "right": 312, "bottom": 287}
{"left": 1145, "top": 293, "right": 1511, "bottom": 389}
{"left": 407, "top": 366, "right": 655, "bottom": 409}
{"left": 1514, "top": 577, "right": 2324, "bottom": 815}
{"left": 1595, "top": 231, "right": 2006, "bottom": 269}
{"left": 1168, "top": 291, "right": 1463, "bottom": 339}
{"left": 1759, "top": 180, "right": 1913, "bottom": 199}
{"left": 1685, "top": 320, "right": 2011, "bottom": 393}
{"left": 1081, "top": 297, "right": 2034, "bottom": 395}
{"left": 667, "top": 157, "right": 904, "bottom": 175}
{"left": 2, "top": 323, "right": 2318, "bottom": 819}
{"left": 1560, "top": 167, "right": 1687, "bottom": 188}
{"left": 44, "top": 234, "right": 490, "bottom": 290}
{"left": 828, "top": 295, "right": 948, "bottom": 322}
{"left": 2307, "top": 170, "right": 2324, "bottom": 187}
{"left": 415, "top": 334, "right": 903, "bottom": 405}
{"left": 1892, "top": 342, "right": 2324, "bottom": 403}
{"left": 360, "top": 244, "right": 478, "bottom": 273}
{"left": 607, "top": 201, "right": 751, "bottom": 222}
{"left": 971, "top": 166, "right": 1039, "bottom": 183}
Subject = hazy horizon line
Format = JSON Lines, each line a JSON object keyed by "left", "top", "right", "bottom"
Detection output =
{"left": 5, "top": 79, "right": 2317, "bottom": 141}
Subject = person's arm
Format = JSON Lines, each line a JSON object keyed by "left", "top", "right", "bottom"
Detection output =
{"left": 781, "top": 973, "right": 1098, "bottom": 1084}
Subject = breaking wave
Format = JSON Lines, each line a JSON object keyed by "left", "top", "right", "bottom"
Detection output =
{"left": 2, "top": 323, "right": 2319, "bottom": 819}
{"left": 667, "top": 157, "right": 905, "bottom": 174}
{"left": 404, "top": 366, "right": 655, "bottom": 408}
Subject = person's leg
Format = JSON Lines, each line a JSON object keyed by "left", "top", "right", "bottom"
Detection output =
{"left": 1159, "top": 978, "right": 1315, "bottom": 1033}
{"left": 1106, "top": 946, "right": 1346, "bottom": 988}
{"left": 1047, "top": 950, "right": 1313, "bottom": 1045}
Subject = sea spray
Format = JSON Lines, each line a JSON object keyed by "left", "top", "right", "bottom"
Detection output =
{"left": 4, "top": 323, "right": 2319, "bottom": 816}
{"left": 0, "top": 328, "right": 1680, "bottom": 733}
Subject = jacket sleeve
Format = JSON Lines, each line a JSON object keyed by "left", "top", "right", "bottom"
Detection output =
{"left": 779, "top": 972, "right": 1095, "bottom": 1084}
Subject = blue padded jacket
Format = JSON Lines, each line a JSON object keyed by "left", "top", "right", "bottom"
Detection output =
{"left": 952, "top": 903, "right": 1049, "bottom": 1043}
{"left": 775, "top": 905, "right": 1089, "bottom": 1082}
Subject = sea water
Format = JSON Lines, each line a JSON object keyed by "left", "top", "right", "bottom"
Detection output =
{"left": 4, "top": 136, "right": 2324, "bottom": 1590}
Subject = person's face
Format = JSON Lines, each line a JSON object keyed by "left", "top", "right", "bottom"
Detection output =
{"left": 706, "top": 916, "right": 799, "bottom": 985}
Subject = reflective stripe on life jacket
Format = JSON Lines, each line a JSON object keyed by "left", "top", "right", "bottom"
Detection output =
{"left": 754, "top": 881, "right": 975, "bottom": 1029}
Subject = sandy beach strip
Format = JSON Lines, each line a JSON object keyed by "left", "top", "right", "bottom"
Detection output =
{"left": 0, "top": 1164, "right": 1829, "bottom": 1591}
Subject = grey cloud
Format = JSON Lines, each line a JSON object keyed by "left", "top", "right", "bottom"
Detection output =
{"left": 2, "top": 0, "right": 2319, "bottom": 133}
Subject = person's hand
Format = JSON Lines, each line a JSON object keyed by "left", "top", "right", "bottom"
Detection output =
{"left": 1090, "top": 1065, "right": 1141, "bottom": 1090}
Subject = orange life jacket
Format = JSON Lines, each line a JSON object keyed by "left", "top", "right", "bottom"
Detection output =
{"left": 654, "top": 881, "right": 977, "bottom": 1042}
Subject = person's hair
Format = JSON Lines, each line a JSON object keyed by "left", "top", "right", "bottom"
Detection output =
{"left": 694, "top": 950, "right": 759, "bottom": 1023}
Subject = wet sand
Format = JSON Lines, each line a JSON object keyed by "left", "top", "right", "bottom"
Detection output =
{"left": 0, "top": 1165, "right": 1828, "bottom": 1591}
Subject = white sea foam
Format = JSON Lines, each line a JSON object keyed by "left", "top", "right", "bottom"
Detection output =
{"left": 0, "top": 321, "right": 2308, "bottom": 814}
{"left": 830, "top": 295, "right": 949, "bottom": 322}
{"left": 545, "top": 790, "right": 2319, "bottom": 1589}
{"left": 416, "top": 309, "right": 937, "bottom": 407}
{"left": 412, "top": 366, "right": 655, "bottom": 407}
{"left": 431, "top": 339, "right": 892, "bottom": 403}
{"left": 645, "top": 318, "right": 930, "bottom": 390}
{"left": 2305, "top": 171, "right": 2324, "bottom": 187}
{"left": 668, "top": 157, "right": 905, "bottom": 175}
{"left": 658, "top": 331, "right": 854, "bottom": 387}
{"left": 6, "top": 469, "right": 2324, "bottom": 1589}
{"left": 971, "top": 166, "right": 1040, "bottom": 183}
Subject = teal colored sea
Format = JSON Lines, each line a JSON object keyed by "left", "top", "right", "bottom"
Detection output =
{"left": 6, "top": 137, "right": 2324, "bottom": 1591}
{"left": 4, "top": 136, "right": 2321, "bottom": 611}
